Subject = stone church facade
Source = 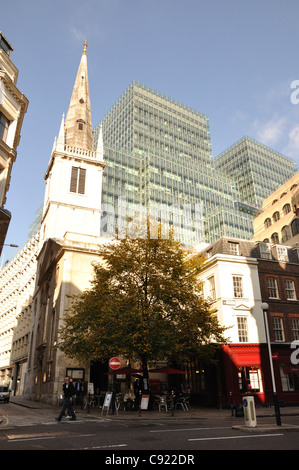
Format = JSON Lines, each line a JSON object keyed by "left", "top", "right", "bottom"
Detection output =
{"left": 24, "top": 43, "right": 106, "bottom": 404}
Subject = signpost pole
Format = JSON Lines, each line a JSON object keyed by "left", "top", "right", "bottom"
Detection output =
{"left": 262, "top": 303, "right": 281, "bottom": 426}
{"left": 108, "top": 357, "right": 121, "bottom": 416}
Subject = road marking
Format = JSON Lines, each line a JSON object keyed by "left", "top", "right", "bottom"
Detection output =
{"left": 7, "top": 432, "right": 95, "bottom": 442}
{"left": 81, "top": 444, "right": 128, "bottom": 450}
{"left": 8, "top": 436, "right": 57, "bottom": 443}
{"left": 0, "top": 415, "right": 9, "bottom": 427}
{"left": 150, "top": 426, "right": 231, "bottom": 433}
{"left": 189, "top": 433, "right": 284, "bottom": 441}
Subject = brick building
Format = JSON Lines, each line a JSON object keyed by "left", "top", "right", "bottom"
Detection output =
{"left": 198, "top": 238, "right": 299, "bottom": 406}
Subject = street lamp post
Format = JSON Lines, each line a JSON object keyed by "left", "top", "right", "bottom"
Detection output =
{"left": 0, "top": 244, "right": 19, "bottom": 248}
{"left": 261, "top": 302, "right": 281, "bottom": 426}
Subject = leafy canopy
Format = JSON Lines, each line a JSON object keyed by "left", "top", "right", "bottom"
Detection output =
{"left": 59, "top": 229, "right": 226, "bottom": 370}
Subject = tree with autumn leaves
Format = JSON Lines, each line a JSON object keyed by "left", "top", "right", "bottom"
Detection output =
{"left": 59, "top": 227, "right": 227, "bottom": 386}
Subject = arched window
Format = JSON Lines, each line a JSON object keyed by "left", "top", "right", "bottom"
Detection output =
{"left": 264, "top": 218, "right": 271, "bottom": 229}
{"left": 282, "top": 204, "right": 291, "bottom": 215}
{"left": 291, "top": 218, "right": 299, "bottom": 237}
{"left": 273, "top": 211, "right": 280, "bottom": 222}
{"left": 281, "top": 225, "right": 291, "bottom": 243}
{"left": 271, "top": 232, "right": 279, "bottom": 244}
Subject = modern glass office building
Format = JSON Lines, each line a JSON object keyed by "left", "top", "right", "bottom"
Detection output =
{"left": 94, "top": 82, "right": 262, "bottom": 245}
{"left": 214, "top": 136, "right": 297, "bottom": 208}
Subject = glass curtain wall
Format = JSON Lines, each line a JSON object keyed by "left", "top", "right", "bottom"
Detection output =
{"left": 214, "top": 137, "right": 297, "bottom": 208}
{"left": 95, "top": 82, "right": 258, "bottom": 245}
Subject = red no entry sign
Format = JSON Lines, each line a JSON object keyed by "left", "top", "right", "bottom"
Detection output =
{"left": 109, "top": 357, "right": 121, "bottom": 370}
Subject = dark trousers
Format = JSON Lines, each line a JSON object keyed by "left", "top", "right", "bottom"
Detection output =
{"left": 58, "top": 397, "right": 76, "bottom": 420}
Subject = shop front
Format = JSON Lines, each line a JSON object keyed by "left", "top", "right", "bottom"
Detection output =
{"left": 270, "top": 344, "right": 299, "bottom": 406}
{"left": 221, "top": 343, "right": 299, "bottom": 408}
{"left": 221, "top": 344, "right": 266, "bottom": 407}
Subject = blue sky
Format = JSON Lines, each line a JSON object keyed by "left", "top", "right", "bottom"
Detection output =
{"left": 2, "top": 0, "right": 299, "bottom": 261}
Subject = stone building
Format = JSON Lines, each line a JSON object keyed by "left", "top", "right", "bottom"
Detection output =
{"left": 0, "top": 32, "right": 28, "bottom": 252}
{"left": 0, "top": 232, "right": 39, "bottom": 386}
{"left": 24, "top": 43, "right": 106, "bottom": 404}
{"left": 252, "top": 171, "right": 299, "bottom": 246}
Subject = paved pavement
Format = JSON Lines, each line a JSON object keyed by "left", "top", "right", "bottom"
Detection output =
{"left": 6, "top": 395, "right": 299, "bottom": 432}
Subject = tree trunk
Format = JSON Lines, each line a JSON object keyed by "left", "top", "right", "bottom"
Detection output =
{"left": 142, "top": 356, "right": 150, "bottom": 393}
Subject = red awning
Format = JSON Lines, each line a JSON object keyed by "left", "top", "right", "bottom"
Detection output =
{"left": 105, "top": 366, "right": 142, "bottom": 375}
{"left": 149, "top": 366, "right": 185, "bottom": 375}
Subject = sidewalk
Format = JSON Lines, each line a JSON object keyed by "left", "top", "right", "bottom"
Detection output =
{"left": 8, "top": 395, "right": 299, "bottom": 424}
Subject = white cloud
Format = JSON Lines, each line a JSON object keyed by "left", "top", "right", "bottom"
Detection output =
{"left": 284, "top": 125, "right": 299, "bottom": 158}
{"left": 253, "top": 115, "right": 287, "bottom": 146}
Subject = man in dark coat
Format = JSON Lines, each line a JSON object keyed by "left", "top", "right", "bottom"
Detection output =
{"left": 55, "top": 377, "right": 76, "bottom": 421}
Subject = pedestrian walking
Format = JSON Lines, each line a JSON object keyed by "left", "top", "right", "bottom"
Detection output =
{"left": 55, "top": 377, "right": 76, "bottom": 422}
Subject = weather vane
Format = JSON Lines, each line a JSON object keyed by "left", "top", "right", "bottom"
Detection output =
{"left": 83, "top": 39, "right": 88, "bottom": 54}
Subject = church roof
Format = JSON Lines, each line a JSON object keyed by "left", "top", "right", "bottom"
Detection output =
{"left": 64, "top": 40, "right": 94, "bottom": 151}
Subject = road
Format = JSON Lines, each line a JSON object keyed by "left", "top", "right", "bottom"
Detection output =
{"left": 1, "top": 402, "right": 299, "bottom": 455}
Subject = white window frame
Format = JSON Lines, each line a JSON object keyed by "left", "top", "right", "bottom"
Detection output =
{"left": 237, "top": 316, "right": 248, "bottom": 342}
{"left": 273, "top": 317, "right": 285, "bottom": 342}
{"left": 233, "top": 275, "right": 243, "bottom": 298}
{"left": 259, "top": 243, "right": 272, "bottom": 260}
{"left": 267, "top": 277, "right": 279, "bottom": 299}
{"left": 285, "top": 279, "right": 297, "bottom": 300}
{"left": 291, "top": 318, "right": 299, "bottom": 341}
{"left": 228, "top": 242, "right": 239, "bottom": 255}
{"left": 276, "top": 245, "right": 288, "bottom": 262}
{"left": 207, "top": 276, "right": 216, "bottom": 301}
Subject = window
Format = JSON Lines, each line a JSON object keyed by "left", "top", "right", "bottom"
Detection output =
{"left": 259, "top": 243, "right": 271, "bottom": 259}
{"left": 207, "top": 276, "right": 216, "bottom": 301}
{"left": 77, "top": 118, "right": 86, "bottom": 131}
{"left": 70, "top": 166, "right": 86, "bottom": 194}
{"left": 283, "top": 203, "right": 291, "bottom": 215}
{"left": 238, "top": 367, "right": 263, "bottom": 393}
{"left": 273, "top": 211, "right": 280, "bottom": 222}
{"left": 264, "top": 218, "right": 271, "bottom": 229}
{"left": 237, "top": 317, "right": 248, "bottom": 342}
{"left": 285, "top": 280, "right": 297, "bottom": 300}
{"left": 276, "top": 245, "right": 288, "bottom": 262}
{"left": 267, "top": 277, "right": 279, "bottom": 298}
{"left": 291, "top": 219, "right": 299, "bottom": 237}
{"left": 273, "top": 317, "right": 285, "bottom": 342}
{"left": 281, "top": 225, "right": 291, "bottom": 243}
{"left": 0, "top": 112, "right": 10, "bottom": 142}
{"left": 228, "top": 242, "right": 239, "bottom": 255}
{"left": 233, "top": 275, "right": 243, "bottom": 298}
{"left": 292, "top": 318, "right": 299, "bottom": 341}
{"left": 280, "top": 365, "right": 299, "bottom": 391}
{"left": 271, "top": 232, "right": 279, "bottom": 244}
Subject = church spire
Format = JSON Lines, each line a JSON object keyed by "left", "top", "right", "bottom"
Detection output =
{"left": 63, "top": 40, "right": 94, "bottom": 151}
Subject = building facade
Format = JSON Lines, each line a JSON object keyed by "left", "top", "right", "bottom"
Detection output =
{"left": 257, "top": 243, "right": 299, "bottom": 405}
{"left": 252, "top": 171, "right": 299, "bottom": 246}
{"left": 0, "top": 32, "right": 29, "bottom": 252}
{"left": 94, "top": 82, "right": 256, "bottom": 246}
{"left": 198, "top": 237, "right": 299, "bottom": 407}
{"left": 0, "top": 232, "right": 39, "bottom": 386}
{"left": 24, "top": 43, "right": 106, "bottom": 404}
{"left": 214, "top": 136, "right": 297, "bottom": 208}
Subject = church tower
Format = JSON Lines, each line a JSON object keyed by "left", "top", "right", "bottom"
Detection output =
{"left": 25, "top": 43, "right": 107, "bottom": 404}
{"left": 40, "top": 41, "right": 105, "bottom": 244}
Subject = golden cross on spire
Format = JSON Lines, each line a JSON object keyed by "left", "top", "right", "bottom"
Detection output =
{"left": 83, "top": 39, "right": 88, "bottom": 55}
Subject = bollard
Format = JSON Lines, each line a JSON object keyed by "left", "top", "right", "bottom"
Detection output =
{"left": 243, "top": 396, "right": 257, "bottom": 427}
{"left": 138, "top": 390, "right": 142, "bottom": 417}
{"left": 171, "top": 390, "right": 174, "bottom": 416}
